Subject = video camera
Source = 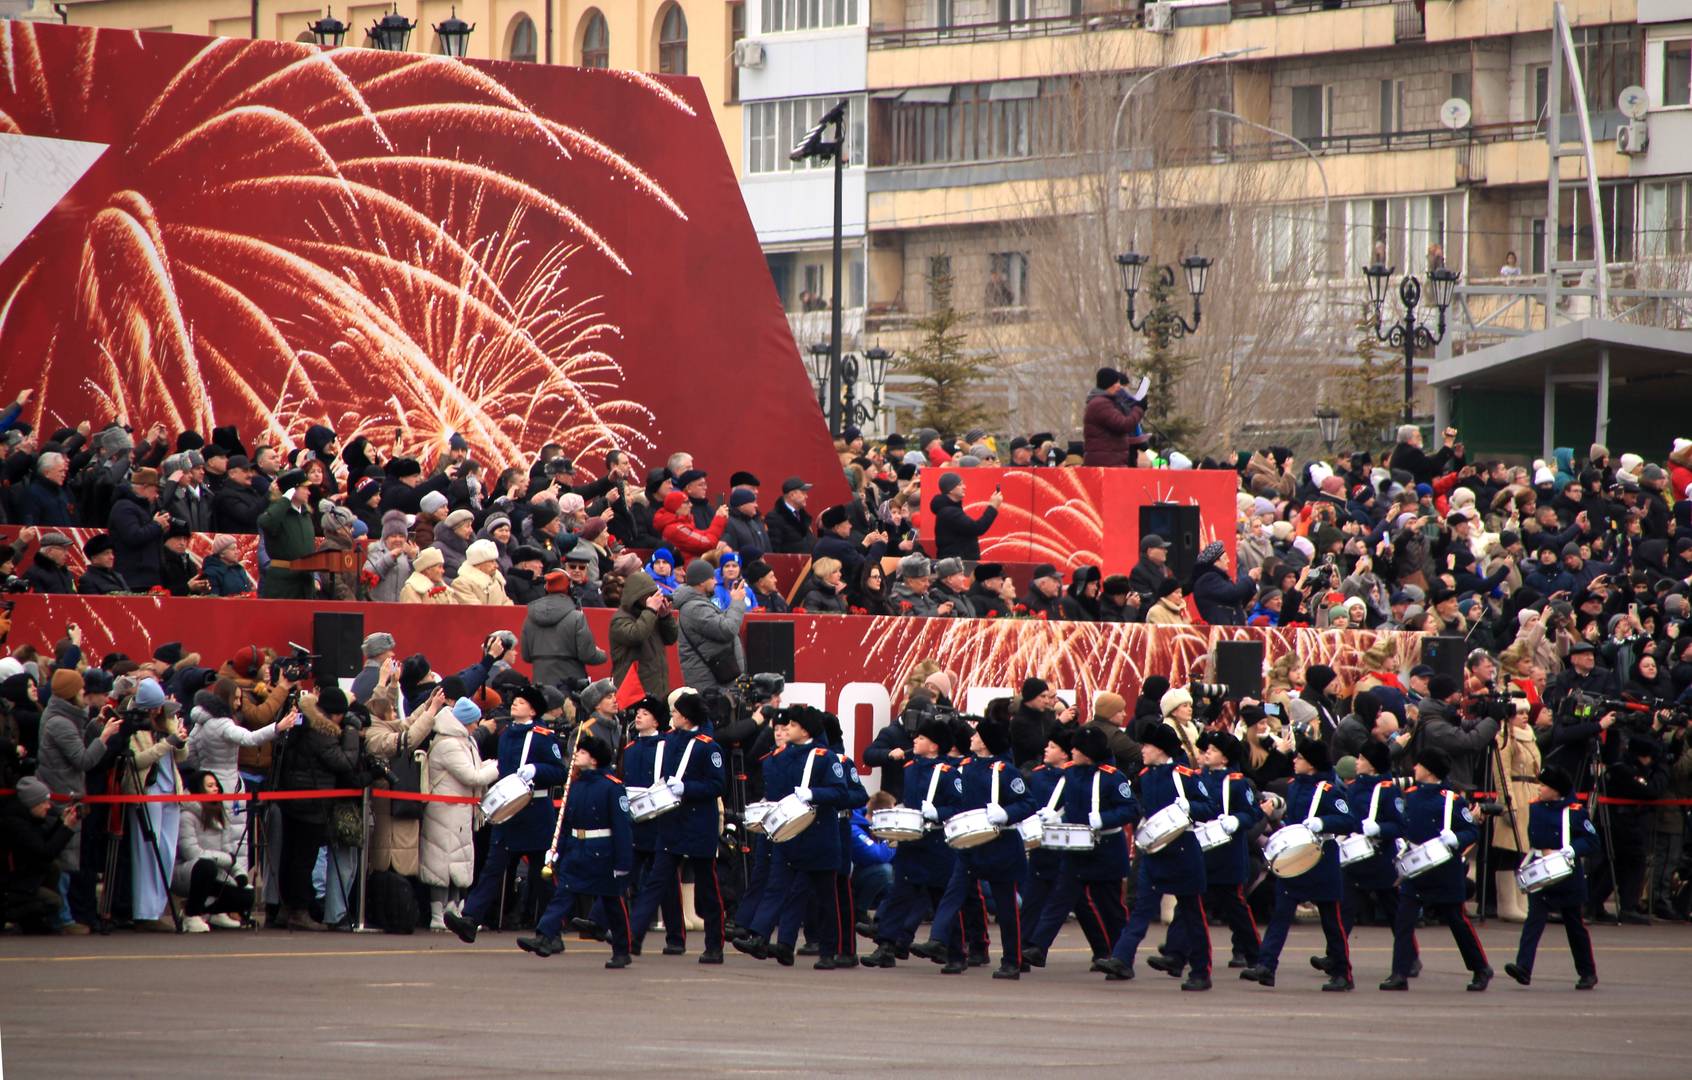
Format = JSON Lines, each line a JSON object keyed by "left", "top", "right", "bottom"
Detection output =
{"left": 1467, "top": 693, "right": 1516, "bottom": 723}
{"left": 269, "top": 641, "right": 318, "bottom": 685}
{"left": 1189, "top": 681, "right": 1228, "bottom": 701}
{"left": 733, "top": 671, "right": 787, "bottom": 708}
{"left": 1567, "top": 690, "right": 1691, "bottom": 731}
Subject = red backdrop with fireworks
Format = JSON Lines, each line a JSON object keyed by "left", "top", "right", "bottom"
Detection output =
{"left": 0, "top": 22, "right": 847, "bottom": 502}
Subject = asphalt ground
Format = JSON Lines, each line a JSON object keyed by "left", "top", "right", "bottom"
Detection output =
{"left": 1, "top": 921, "right": 1689, "bottom": 1079}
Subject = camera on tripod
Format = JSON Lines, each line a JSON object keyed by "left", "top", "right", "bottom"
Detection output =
{"left": 733, "top": 671, "right": 787, "bottom": 707}
{"left": 269, "top": 641, "right": 318, "bottom": 684}
{"left": 1467, "top": 693, "right": 1516, "bottom": 722}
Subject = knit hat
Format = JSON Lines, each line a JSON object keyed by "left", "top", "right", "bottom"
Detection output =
{"left": 1021, "top": 677, "right": 1048, "bottom": 701}
{"left": 50, "top": 667, "right": 84, "bottom": 701}
{"left": 442, "top": 508, "right": 475, "bottom": 531}
{"left": 938, "top": 471, "right": 964, "bottom": 494}
{"left": 451, "top": 697, "right": 482, "bottom": 724}
{"left": 15, "top": 776, "right": 51, "bottom": 809}
{"left": 684, "top": 559, "right": 715, "bottom": 586}
{"left": 1196, "top": 541, "right": 1225, "bottom": 565}
{"left": 1092, "top": 691, "right": 1126, "bottom": 721}
{"left": 464, "top": 539, "right": 499, "bottom": 567}
{"left": 580, "top": 678, "right": 616, "bottom": 711}
{"left": 412, "top": 547, "right": 444, "bottom": 573}
{"left": 419, "top": 491, "right": 449, "bottom": 514}
{"left": 381, "top": 511, "right": 411, "bottom": 539}
{"left": 1159, "top": 685, "right": 1194, "bottom": 717}
{"left": 558, "top": 493, "right": 586, "bottom": 516}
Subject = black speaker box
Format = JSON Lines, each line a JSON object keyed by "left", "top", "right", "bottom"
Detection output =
{"left": 1212, "top": 639, "right": 1264, "bottom": 701}
{"left": 1420, "top": 635, "right": 1468, "bottom": 685}
{"left": 1138, "top": 503, "right": 1203, "bottom": 582}
{"left": 744, "top": 621, "right": 795, "bottom": 682}
{"left": 312, "top": 611, "right": 365, "bottom": 684}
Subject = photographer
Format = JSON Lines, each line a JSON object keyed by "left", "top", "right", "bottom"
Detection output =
{"left": 522, "top": 569, "right": 608, "bottom": 689}
{"left": 35, "top": 665, "right": 123, "bottom": 929}
{"left": 865, "top": 692, "right": 932, "bottom": 800}
{"left": 1408, "top": 675, "right": 1499, "bottom": 793}
{"left": 610, "top": 569, "right": 678, "bottom": 699}
{"left": 1590, "top": 736, "right": 1667, "bottom": 924}
{"left": 218, "top": 646, "right": 297, "bottom": 780}
{"left": 120, "top": 679, "right": 190, "bottom": 930}
{"left": 365, "top": 681, "right": 440, "bottom": 886}
{"left": 273, "top": 687, "right": 362, "bottom": 931}
{"left": 1544, "top": 642, "right": 1619, "bottom": 775}
{"left": 1649, "top": 716, "right": 1692, "bottom": 919}
{"left": 0, "top": 777, "right": 80, "bottom": 933}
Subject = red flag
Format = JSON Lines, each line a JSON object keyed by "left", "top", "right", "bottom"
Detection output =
{"left": 614, "top": 664, "right": 646, "bottom": 709}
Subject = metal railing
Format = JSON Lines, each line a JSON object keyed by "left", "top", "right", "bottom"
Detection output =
{"left": 868, "top": 8, "right": 1135, "bottom": 49}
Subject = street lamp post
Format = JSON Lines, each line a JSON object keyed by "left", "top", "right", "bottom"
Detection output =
{"left": 432, "top": 7, "right": 475, "bottom": 57}
{"left": 368, "top": 4, "right": 416, "bottom": 50}
{"left": 805, "top": 342, "right": 832, "bottom": 415}
{"left": 839, "top": 345, "right": 894, "bottom": 433}
{"left": 1115, "top": 251, "right": 1211, "bottom": 349}
{"left": 307, "top": 6, "right": 347, "bottom": 46}
{"left": 1314, "top": 406, "right": 1341, "bottom": 453}
{"left": 1362, "top": 263, "right": 1459, "bottom": 424}
{"left": 790, "top": 100, "right": 851, "bottom": 434}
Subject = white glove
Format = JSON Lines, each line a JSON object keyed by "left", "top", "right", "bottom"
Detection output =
{"left": 794, "top": 786, "right": 813, "bottom": 804}
{"left": 1308, "top": 819, "right": 1324, "bottom": 834}
{"left": 1038, "top": 807, "right": 1062, "bottom": 827}
{"left": 985, "top": 804, "right": 1009, "bottom": 827}
{"left": 1362, "top": 820, "right": 1382, "bottom": 838}
{"left": 613, "top": 869, "right": 628, "bottom": 878}
{"left": 517, "top": 764, "right": 536, "bottom": 783}
{"left": 1087, "top": 811, "right": 1104, "bottom": 831}
{"left": 1439, "top": 828, "right": 1460, "bottom": 851}
{"left": 1222, "top": 816, "right": 1240, "bottom": 836}
{"left": 920, "top": 801, "right": 939, "bottom": 823}
{"left": 1559, "top": 845, "right": 1576, "bottom": 860}
{"left": 665, "top": 777, "right": 685, "bottom": 796}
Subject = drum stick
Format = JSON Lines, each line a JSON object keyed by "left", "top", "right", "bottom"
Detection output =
{"left": 540, "top": 721, "right": 586, "bottom": 880}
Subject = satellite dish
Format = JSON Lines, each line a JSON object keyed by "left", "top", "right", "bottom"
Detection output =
{"left": 1618, "top": 85, "right": 1648, "bottom": 121}
{"left": 1439, "top": 98, "right": 1472, "bottom": 131}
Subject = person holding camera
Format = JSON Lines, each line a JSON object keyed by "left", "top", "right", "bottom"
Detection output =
{"left": 421, "top": 697, "right": 499, "bottom": 931}
{"left": 522, "top": 570, "right": 608, "bottom": 690}
{"left": 1409, "top": 674, "right": 1499, "bottom": 793}
{"left": 0, "top": 777, "right": 81, "bottom": 933}
{"left": 609, "top": 570, "right": 677, "bottom": 701}
{"left": 120, "top": 678, "right": 191, "bottom": 930}
{"left": 1589, "top": 735, "right": 1667, "bottom": 925}
{"left": 273, "top": 687, "right": 362, "bottom": 931}
{"left": 35, "top": 666, "right": 123, "bottom": 929}
{"left": 675, "top": 559, "right": 747, "bottom": 693}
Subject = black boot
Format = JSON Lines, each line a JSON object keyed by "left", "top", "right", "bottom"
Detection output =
{"left": 516, "top": 933, "right": 564, "bottom": 958}
{"left": 1180, "top": 974, "right": 1211, "bottom": 991}
{"left": 769, "top": 942, "right": 796, "bottom": 967}
{"left": 863, "top": 944, "right": 896, "bottom": 968}
{"left": 1095, "top": 957, "right": 1133, "bottom": 981}
{"left": 992, "top": 962, "right": 1020, "bottom": 980}
{"left": 1147, "top": 954, "right": 1184, "bottom": 978}
{"left": 967, "top": 947, "right": 991, "bottom": 968}
{"left": 1379, "top": 973, "right": 1410, "bottom": 991}
{"left": 730, "top": 934, "right": 767, "bottom": 960}
{"left": 1504, "top": 963, "right": 1530, "bottom": 986}
{"left": 940, "top": 958, "right": 968, "bottom": 975}
{"left": 798, "top": 940, "right": 821, "bottom": 956}
{"left": 1228, "top": 952, "right": 1252, "bottom": 969}
{"left": 813, "top": 954, "right": 837, "bottom": 970}
{"left": 1575, "top": 973, "right": 1598, "bottom": 990}
{"left": 909, "top": 940, "right": 948, "bottom": 965}
{"left": 604, "top": 953, "right": 631, "bottom": 969}
{"left": 1239, "top": 966, "right": 1275, "bottom": 987}
{"left": 1467, "top": 967, "right": 1493, "bottom": 992}
{"left": 699, "top": 949, "right": 724, "bottom": 965}
{"left": 1022, "top": 944, "right": 1047, "bottom": 968}
{"left": 1321, "top": 974, "right": 1354, "bottom": 992}
{"left": 443, "top": 910, "right": 477, "bottom": 945}
{"left": 570, "top": 916, "right": 607, "bottom": 941}
{"left": 1309, "top": 954, "right": 1337, "bottom": 974}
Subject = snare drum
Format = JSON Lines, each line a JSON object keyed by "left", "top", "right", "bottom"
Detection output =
{"left": 627, "top": 783, "right": 681, "bottom": 823}
{"left": 1515, "top": 849, "right": 1576, "bottom": 893}
{"left": 1193, "top": 818, "right": 1232, "bottom": 852}
{"left": 1042, "top": 823, "right": 1097, "bottom": 851}
{"left": 743, "top": 800, "right": 776, "bottom": 834}
{"left": 1265, "top": 824, "right": 1323, "bottom": 878}
{"left": 1018, "top": 816, "right": 1044, "bottom": 851}
{"left": 1394, "top": 837, "right": 1453, "bottom": 879}
{"left": 871, "top": 807, "right": 928, "bottom": 843}
{"left": 764, "top": 793, "right": 817, "bottom": 843}
{"left": 480, "top": 773, "right": 533, "bottom": 825}
{"left": 1336, "top": 833, "right": 1379, "bottom": 868}
{"left": 943, "top": 808, "right": 1000, "bottom": 850}
{"left": 1134, "top": 803, "right": 1191, "bottom": 853}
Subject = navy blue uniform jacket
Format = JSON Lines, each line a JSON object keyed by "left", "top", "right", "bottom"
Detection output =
{"left": 937, "top": 753, "right": 1037, "bottom": 879}
{"left": 1525, "top": 797, "right": 1598, "bottom": 906}
{"left": 658, "top": 728, "right": 728, "bottom": 859}
{"left": 1276, "top": 771, "right": 1358, "bottom": 902}
{"left": 1342, "top": 773, "right": 1405, "bottom": 891}
{"left": 492, "top": 721, "right": 567, "bottom": 853}
{"left": 893, "top": 755, "right": 955, "bottom": 887}
{"left": 558, "top": 768, "right": 634, "bottom": 896}
{"left": 763, "top": 739, "right": 852, "bottom": 872}
{"left": 1398, "top": 781, "right": 1479, "bottom": 903}
{"left": 1133, "top": 762, "right": 1216, "bottom": 895}
{"left": 1199, "top": 767, "right": 1262, "bottom": 888}
{"left": 1059, "top": 762, "right": 1139, "bottom": 882}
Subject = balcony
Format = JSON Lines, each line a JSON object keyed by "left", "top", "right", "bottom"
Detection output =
{"left": 868, "top": 8, "right": 1135, "bottom": 50}
{"left": 1392, "top": 0, "right": 1424, "bottom": 42}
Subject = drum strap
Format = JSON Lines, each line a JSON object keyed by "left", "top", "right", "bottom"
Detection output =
{"left": 1442, "top": 790, "right": 1455, "bottom": 833}
{"left": 1091, "top": 772, "right": 1100, "bottom": 817}
{"left": 1047, "top": 776, "right": 1066, "bottom": 814}
{"left": 519, "top": 729, "right": 535, "bottom": 772}
{"left": 652, "top": 739, "right": 665, "bottom": 785}
{"left": 1172, "top": 772, "right": 1190, "bottom": 816}
{"left": 1303, "top": 782, "right": 1326, "bottom": 827}
{"left": 1365, "top": 782, "right": 1384, "bottom": 825}
{"left": 799, "top": 749, "right": 818, "bottom": 793}
{"left": 670, "top": 738, "right": 698, "bottom": 784}
{"left": 1561, "top": 805, "right": 1571, "bottom": 849}
{"left": 990, "top": 764, "right": 1001, "bottom": 808}
{"left": 925, "top": 762, "right": 945, "bottom": 805}
{"left": 1221, "top": 774, "right": 1231, "bottom": 817}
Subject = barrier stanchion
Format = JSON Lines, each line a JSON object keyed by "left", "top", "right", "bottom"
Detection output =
{"left": 354, "top": 786, "right": 375, "bottom": 934}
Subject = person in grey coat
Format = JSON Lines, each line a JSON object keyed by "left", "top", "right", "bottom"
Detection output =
{"left": 521, "top": 572, "right": 607, "bottom": 688}
{"left": 1407, "top": 675, "right": 1499, "bottom": 792}
{"left": 674, "top": 559, "right": 746, "bottom": 691}
{"left": 35, "top": 669, "right": 124, "bottom": 876}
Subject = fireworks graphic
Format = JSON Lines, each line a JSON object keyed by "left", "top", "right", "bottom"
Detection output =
{"left": 0, "top": 24, "right": 691, "bottom": 470}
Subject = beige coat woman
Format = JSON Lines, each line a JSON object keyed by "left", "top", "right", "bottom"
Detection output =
{"left": 419, "top": 709, "right": 497, "bottom": 888}
{"left": 364, "top": 685, "right": 439, "bottom": 878}
{"left": 447, "top": 560, "right": 511, "bottom": 606}
{"left": 1491, "top": 713, "right": 1542, "bottom": 922}
{"left": 401, "top": 547, "right": 450, "bottom": 604}
{"left": 1145, "top": 590, "right": 1188, "bottom": 625}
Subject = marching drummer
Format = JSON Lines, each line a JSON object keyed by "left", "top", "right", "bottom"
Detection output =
{"left": 1095, "top": 724, "right": 1214, "bottom": 990}
{"left": 1017, "top": 731, "right": 1074, "bottom": 963}
{"left": 633, "top": 691, "right": 729, "bottom": 965}
{"left": 517, "top": 734, "right": 635, "bottom": 967}
{"left": 1022, "top": 726, "right": 1135, "bottom": 971}
{"left": 445, "top": 685, "right": 565, "bottom": 945}
{"left": 909, "top": 715, "right": 1037, "bottom": 980}
{"left": 1340, "top": 741, "right": 1416, "bottom": 975}
{"left": 1504, "top": 766, "right": 1599, "bottom": 990}
{"left": 619, "top": 696, "right": 686, "bottom": 957}
{"left": 1240, "top": 737, "right": 1357, "bottom": 991}
{"left": 1381, "top": 747, "right": 1491, "bottom": 992}
{"left": 866, "top": 718, "right": 959, "bottom": 968}
{"left": 1186, "top": 731, "right": 1263, "bottom": 974}
{"left": 732, "top": 707, "right": 851, "bottom": 968}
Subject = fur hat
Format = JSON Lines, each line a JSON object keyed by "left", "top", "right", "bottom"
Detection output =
{"left": 1294, "top": 735, "right": 1332, "bottom": 773}
{"left": 1159, "top": 685, "right": 1194, "bottom": 718}
{"left": 975, "top": 715, "right": 1012, "bottom": 757}
{"left": 412, "top": 547, "right": 444, "bottom": 573}
{"left": 1140, "top": 723, "right": 1182, "bottom": 759}
{"left": 1073, "top": 725, "right": 1112, "bottom": 764}
{"left": 1357, "top": 740, "right": 1392, "bottom": 775}
{"left": 464, "top": 539, "right": 499, "bottom": 567}
{"left": 916, "top": 718, "right": 954, "bottom": 755}
{"left": 1537, "top": 765, "right": 1574, "bottom": 798}
{"left": 1415, "top": 746, "right": 1452, "bottom": 780}
{"left": 577, "top": 733, "right": 613, "bottom": 768}
{"left": 671, "top": 691, "right": 708, "bottom": 727}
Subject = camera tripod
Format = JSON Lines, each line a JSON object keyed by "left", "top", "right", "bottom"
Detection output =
{"left": 1472, "top": 730, "right": 1524, "bottom": 924}
{"left": 98, "top": 741, "right": 184, "bottom": 933}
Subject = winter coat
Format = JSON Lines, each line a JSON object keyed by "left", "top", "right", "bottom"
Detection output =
{"left": 163, "top": 484, "right": 214, "bottom": 533}
{"left": 1081, "top": 387, "right": 1145, "bottom": 467}
{"left": 76, "top": 564, "right": 131, "bottom": 596}
{"left": 186, "top": 694, "right": 280, "bottom": 795}
{"left": 722, "top": 512, "right": 772, "bottom": 558}
{"left": 765, "top": 500, "right": 815, "bottom": 555}
{"left": 171, "top": 801, "right": 245, "bottom": 894}
{"left": 654, "top": 491, "right": 727, "bottom": 558}
{"left": 365, "top": 692, "right": 436, "bottom": 877}
{"left": 35, "top": 696, "right": 111, "bottom": 872}
{"left": 888, "top": 581, "right": 942, "bottom": 617}
{"left": 274, "top": 695, "right": 361, "bottom": 826}
{"left": 447, "top": 561, "right": 510, "bottom": 606}
{"left": 1190, "top": 562, "right": 1254, "bottom": 626}
{"left": 107, "top": 486, "right": 166, "bottom": 590}
{"left": 1491, "top": 721, "right": 1542, "bottom": 854}
{"left": 0, "top": 798, "right": 73, "bottom": 906}
{"left": 795, "top": 577, "right": 850, "bottom": 614}
{"left": 521, "top": 592, "right": 606, "bottom": 688}
{"left": 203, "top": 558, "right": 253, "bottom": 596}
{"left": 420, "top": 711, "right": 497, "bottom": 888}
{"left": 20, "top": 476, "right": 74, "bottom": 526}
{"left": 211, "top": 480, "right": 267, "bottom": 533}
{"left": 1145, "top": 593, "right": 1188, "bottom": 625}
{"left": 364, "top": 545, "right": 412, "bottom": 604}
{"left": 120, "top": 727, "right": 189, "bottom": 796}
{"left": 24, "top": 558, "right": 76, "bottom": 594}
{"left": 610, "top": 571, "right": 677, "bottom": 700}
{"left": 674, "top": 585, "right": 746, "bottom": 691}
{"left": 929, "top": 491, "right": 998, "bottom": 561}
{"left": 400, "top": 570, "right": 450, "bottom": 604}
{"left": 431, "top": 521, "right": 472, "bottom": 580}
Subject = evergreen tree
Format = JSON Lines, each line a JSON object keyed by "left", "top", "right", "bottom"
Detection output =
{"left": 1336, "top": 307, "right": 1400, "bottom": 455}
{"left": 900, "top": 265, "right": 999, "bottom": 438}
{"left": 1135, "top": 269, "right": 1197, "bottom": 449}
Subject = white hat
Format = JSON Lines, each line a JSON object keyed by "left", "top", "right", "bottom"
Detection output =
{"left": 1159, "top": 686, "right": 1194, "bottom": 718}
{"left": 1167, "top": 451, "right": 1192, "bottom": 470}
{"left": 1533, "top": 466, "right": 1555, "bottom": 486}
{"left": 465, "top": 539, "right": 499, "bottom": 567}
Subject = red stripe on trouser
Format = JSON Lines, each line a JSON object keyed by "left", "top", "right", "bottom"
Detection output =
{"left": 1193, "top": 897, "right": 1210, "bottom": 971}
{"left": 709, "top": 862, "right": 726, "bottom": 945}
{"left": 617, "top": 897, "right": 633, "bottom": 952}
{"left": 973, "top": 883, "right": 990, "bottom": 949}
{"left": 1333, "top": 902, "right": 1350, "bottom": 975}
{"left": 1081, "top": 886, "right": 1107, "bottom": 942}
{"left": 1012, "top": 887, "right": 1022, "bottom": 966}
{"left": 1239, "top": 885, "right": 1258, "bottom": 937}
{"left": 1459, "top": 909, "right": 1489, "bottom": 967}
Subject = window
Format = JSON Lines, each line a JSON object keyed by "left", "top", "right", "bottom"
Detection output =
{"left": 985, "top": 252, "right": 1028, "bottom": 308}
{"left": 729, "top": 2, "right": 744, "bottom": 101}
{"left": 885, "top": 79, "right": 1048, "bottom": 166}
{"left": 1563, "top": 26, "right": 1641, "bottom": 115}
{"left": 1558, "top": 182, "right": 1636, "bottom": 264}
{"left": 1527, "top": 64, "right": 1549, "bottom": 129}
{"left": 1530, "top": 219, "right": 1547, "bottom": 274}
{"left": 761, "top": 0, "right": 858, "bottom": 32}
{"left": 1665, "top": 40, "right": 1692, "bottom": 108}
{"left": 744, "top": 95, "right": 867, "bottom": 174}
{"left": 1379, "top": 78, "right": 1405, "bottom": 138}
{"left": 579, "top": 9, "right": 608, "bottom": 68}
{"left": 935, "top": 0, "right": 952, "bottom": 30}
{"left": 507, "top": 13, "right": 537, "bottom": 62}
{"left": 1261, "top": 208, "right": 1318, "bottom": 284}
{"left": 657, "top": 3, "right": 687, "bottom": 75}
{"left": 998, "top": 0, "right": 1029, "bottom": 25}
{"left": 1291, "top": 85, "right": 1331, "bottom": 145}
{"left": 1643, "top": 180, "right": 1692, "bottom": 258}
{"left": 1450, "top": 71, "right": 1472, "bottom": 109}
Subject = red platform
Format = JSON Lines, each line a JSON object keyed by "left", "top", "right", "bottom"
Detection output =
{"left": 908, "top": 467, "right": 1236, "bottom": 572}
